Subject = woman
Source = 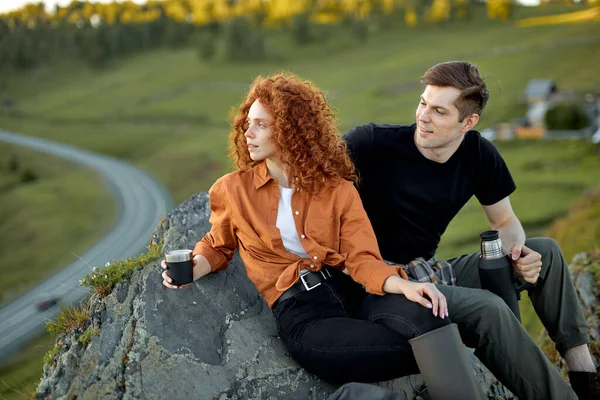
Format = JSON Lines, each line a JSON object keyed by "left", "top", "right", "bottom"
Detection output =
{"left": 161, "top": 73, "right": 449, "bottom": 384}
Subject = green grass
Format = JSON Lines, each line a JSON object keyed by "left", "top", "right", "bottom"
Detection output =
{"left": 80, "top": 243, "right": 162, "bottom": 298}
{"left": 45, "top": 300, "right": 92, "bottom": 337}
{"left": 0, "top": 333, "right": 55, "bottom": 400}
{"left": 546, "top": 187, "right": 600, "bottom": 262}
{"left": 0, "top": 145, "right": 116, "bottom": 304}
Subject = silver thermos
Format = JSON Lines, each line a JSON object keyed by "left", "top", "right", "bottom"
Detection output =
{"left": 478, "top": 230, "right": 522, "bottom": 321}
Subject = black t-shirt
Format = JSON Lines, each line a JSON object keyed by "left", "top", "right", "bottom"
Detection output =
{"left": 343, "top": 123, "right": 516, "bottom": 264}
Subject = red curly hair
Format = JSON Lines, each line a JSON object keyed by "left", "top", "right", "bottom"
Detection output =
{"left": 229, "top": 72, "right": 358, "bottom": 194}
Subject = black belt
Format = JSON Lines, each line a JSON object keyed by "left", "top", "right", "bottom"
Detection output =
{"left": 273, "top": 267, "right": 335, "bottom": 309}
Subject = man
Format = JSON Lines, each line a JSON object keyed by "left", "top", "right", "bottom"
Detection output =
{"left": 343, "top": 61, "right": 599, "bottom": 400}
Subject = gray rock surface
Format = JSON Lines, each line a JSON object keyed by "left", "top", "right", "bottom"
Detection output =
{"left": 36, "top": 193, "right": 519, "bottom": 400}
{"left": 571, "top": 254, "right": 600, "bottom": 348}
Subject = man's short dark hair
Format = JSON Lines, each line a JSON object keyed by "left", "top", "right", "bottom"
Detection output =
{"left": 421, "top": 61, "right": 490, "bottom": 122}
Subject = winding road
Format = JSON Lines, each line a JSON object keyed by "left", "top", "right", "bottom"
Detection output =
{"left": 0, "top": 130, "right": 172, "bottom": 363}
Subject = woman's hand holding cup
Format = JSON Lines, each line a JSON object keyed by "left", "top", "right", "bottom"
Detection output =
{"left": 161, "top": 250, "right": 198, "bottom": 289}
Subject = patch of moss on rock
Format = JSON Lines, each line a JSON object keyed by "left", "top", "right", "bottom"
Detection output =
{"left": 78, "top": 328, "right": 100, "bottom": 345}
{"left": 43, "top": 344, "right": 62, "bottom": 367}
{"left": 79, "top": 243, "right": 163, "bottom": 298}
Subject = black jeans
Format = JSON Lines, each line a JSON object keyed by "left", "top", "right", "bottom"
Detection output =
{"left": 272, "top": 269, "right": 449, "bottom": 384}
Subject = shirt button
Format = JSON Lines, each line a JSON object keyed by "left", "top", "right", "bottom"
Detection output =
{"left": 300, "top": 234, "right": 306, "bottom": 239}
{"left": 313, "top": 255, "right": 318, "bottom": 260}
{"left": 296, "top": 188, "right": 300, "bottom": 191}
{"left": 295, "top": 177, "right": 299, "bottom": 181}
{"left": 310, "top": 264, "right": 315, "bottom": 268}
{"left": 295, "top": 211, "right": 299, "bottom": 215}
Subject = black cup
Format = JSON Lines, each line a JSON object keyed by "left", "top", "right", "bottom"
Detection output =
{"left": 165, "top": 250, "right": 194, "bottom": 285}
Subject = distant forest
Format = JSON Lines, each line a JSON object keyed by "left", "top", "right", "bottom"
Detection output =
{"left": 0, "top": 0, "right": 548, "bottom": 74}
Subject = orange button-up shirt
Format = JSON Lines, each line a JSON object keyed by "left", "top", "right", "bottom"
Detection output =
{"left": 193, "top": 161, "right": 408, "bottom": 308}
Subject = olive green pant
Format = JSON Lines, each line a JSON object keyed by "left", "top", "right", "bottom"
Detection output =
{"left": 437, "top": 237, "right": 589, "bottom": 400}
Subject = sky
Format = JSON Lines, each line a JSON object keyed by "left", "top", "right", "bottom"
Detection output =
{"left": 0, "top": 0, "right": 542, "bottom": 15}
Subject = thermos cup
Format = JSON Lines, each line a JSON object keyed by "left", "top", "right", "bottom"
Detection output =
{"left": 165, "top": 249, "right": 194, "bottom": 285}
{"left": 478, "top": 230, "right": 524, "bottom": 321}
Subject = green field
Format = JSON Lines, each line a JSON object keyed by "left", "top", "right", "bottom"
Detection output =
{"left": 0, "top": 145, "right": 116, "bottom": 305}
{"left": 0, "top": 332, "right": 55, "bottom": 400}
{"left": 1, "top": 4, "right": 600, "bottom": 398}
{"left": 2, "top": 7, "right": 599, "bottom": 204}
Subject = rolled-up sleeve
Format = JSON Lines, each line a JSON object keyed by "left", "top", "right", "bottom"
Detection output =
{"left": 193, "top": 178, "right": 238, "bottom": 272}
{"left": 338, "top": 182, "right": 408, "bottom": 295}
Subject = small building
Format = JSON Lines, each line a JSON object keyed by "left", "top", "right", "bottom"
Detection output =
{"left": 512, "top": 116, "right": 545, "bottom": 139}
{"left": 526, "top": 101, "right": 549, "bottom": 127}
{"left": 515, "top": 125, "right": 545, "bottom": 139}
{"left": 496, "top": 122, "right": 515, "bottom": 140}
{"left": 523, "top": 79, "right": 557, "bottom": 104}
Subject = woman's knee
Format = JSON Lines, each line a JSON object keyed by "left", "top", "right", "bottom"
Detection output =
{"left": 417, "top": 310, "right": 451, "bottom": 335}
{"left": 283, "top": 338, "right": 417, "bottom": 384}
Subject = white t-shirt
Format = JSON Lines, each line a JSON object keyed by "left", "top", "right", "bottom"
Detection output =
{"left": 276, "top": 186, "right": 309, "bottom": 262}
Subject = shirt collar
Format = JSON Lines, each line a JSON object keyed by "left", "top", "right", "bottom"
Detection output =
{"left": 252, "top": 161, "right": 273, "bottom": 190}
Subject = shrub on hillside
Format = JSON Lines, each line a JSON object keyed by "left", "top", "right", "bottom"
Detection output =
{"left": 291, "top": 12, "right": 314, "bottom": 45}
{"left": 194, "top": 16, "right": 221, "bottom": 62}
{"left": 545, "top": 102, "right": 591, "bottom": 131}
{"left": 224, "top": 16, "right": 265, "bottom": 62}
{"left": 20, "top": 168, "right": 38, "bottom": 183}
{"left": 352, "top": 19, "right": 369, "bottom": 42}
{"left": 8, "top": 155, "right": 19, "bottom": 172}
{"left": 195, "top": 31, "right": 218, "bottom": 62}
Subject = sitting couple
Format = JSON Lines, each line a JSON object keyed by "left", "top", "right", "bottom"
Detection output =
{"left": 162, "top": 62, "right": 599, "bottom": 400}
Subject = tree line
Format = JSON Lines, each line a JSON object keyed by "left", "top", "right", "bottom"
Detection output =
{"left": 0, "top": 0, "right": 524, "bottom": 79}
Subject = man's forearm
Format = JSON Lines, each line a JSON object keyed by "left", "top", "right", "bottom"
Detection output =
{"left": 495, "top": 215, "right": 526, "bottom": 253}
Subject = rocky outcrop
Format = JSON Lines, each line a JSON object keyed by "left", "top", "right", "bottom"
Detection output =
{"left": 42, "top": 192, "right": 600, "bottom": 400}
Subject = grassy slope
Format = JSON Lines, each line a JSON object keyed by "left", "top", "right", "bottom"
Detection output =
{"left": 0, "top": 333, "right": 55, "bottom": 400}
{"left": 0, "top": 4, "right": 599, "bottom": 397}
{"left": 547, "top": 186, "right": 600, "bottom": 262}
{"left": 1, "top": 6, "right": 599, "bottom": 202}
{"left": 0, "top": 145, "right": 116, "bottom": 304}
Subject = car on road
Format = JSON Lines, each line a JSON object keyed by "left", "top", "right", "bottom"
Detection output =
{"left": 36, "top": 297, "right": 60, "bottom": 311}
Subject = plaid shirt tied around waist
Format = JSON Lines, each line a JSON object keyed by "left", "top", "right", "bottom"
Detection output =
{"left": 385, "top": 257, "right": 457, "bottom": 286}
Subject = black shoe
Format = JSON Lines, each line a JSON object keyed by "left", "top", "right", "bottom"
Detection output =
{"left": 569, "top": 366, "right": 600, "bottom": 400}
